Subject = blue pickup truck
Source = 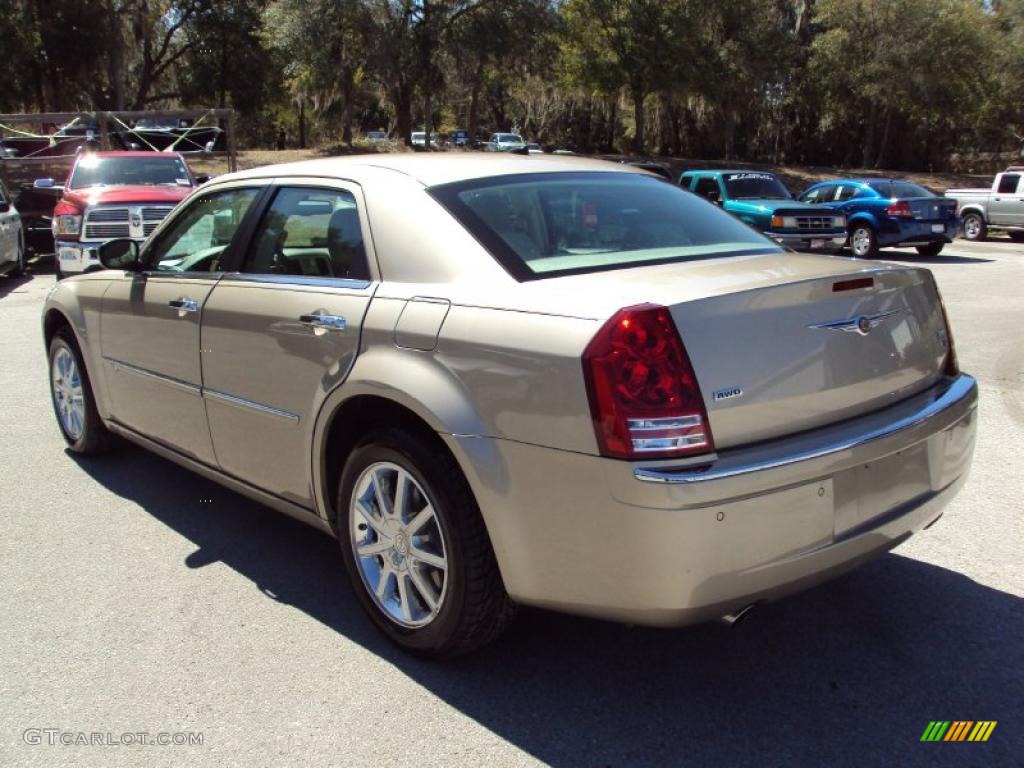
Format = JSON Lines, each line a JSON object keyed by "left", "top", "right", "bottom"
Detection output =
{"left": 679, "top": 170, "right": 847, "bottom": 252}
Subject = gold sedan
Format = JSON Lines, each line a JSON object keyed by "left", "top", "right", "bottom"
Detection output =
{"left": 42, "top": 155, "right": 977, "bottom": 657}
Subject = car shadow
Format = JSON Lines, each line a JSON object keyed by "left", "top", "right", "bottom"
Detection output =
{"left": 0, "top": 271, "right": 32, "bottom": 298}
{"left": 880, "top": 252, "right": 995, "bottom": 265}
{"left": 72, "top": 448, "right": 1021, "bottom": 766}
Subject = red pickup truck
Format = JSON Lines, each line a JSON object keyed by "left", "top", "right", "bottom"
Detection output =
{"left": 34, "top": 151, "right": 206, "bottom": 279}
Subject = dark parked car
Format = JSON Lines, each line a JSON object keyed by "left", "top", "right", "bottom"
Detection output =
{"left": 798, "top": 179, "right": 958, "bottom": 258}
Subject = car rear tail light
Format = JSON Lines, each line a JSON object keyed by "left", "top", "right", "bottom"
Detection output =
{"left": 932, "top": 281, "right": 959, "bottom": 376}
{"left": 886, "top": 200, "right": 913, "bottom": 218}
{"left": 582, "top": 304, "right": 714, "bottom": 459}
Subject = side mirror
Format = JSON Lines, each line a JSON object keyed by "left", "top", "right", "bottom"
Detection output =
{"left": 98, "top": 239, "right": 141, "bottom": 271}
{"left": 33, "top": 178, "right": 64, "bottom": 195}
{"left": 194, "top": 174, "right": 211, "bottom": 185}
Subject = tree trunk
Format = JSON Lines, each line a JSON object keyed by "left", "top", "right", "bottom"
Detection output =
{"left": 874, "top": 106, "right": 892, "bottom": 169}
{"left": 632, "top": 90, "right": 645, "bottom": 154}
{"left": 424, "top": 89, "right": 432, "bottom": 149}
{"left": 393, "top": 84, "right": 413, "bottom": 146}
{"left": 862, "top": 100, "right": 878, "bottom": 168}
{"left": 298, "top": 101, "right": 307, "bottom": 149}
{"left": 467, "top": 60, "right": 483, "bottom": 142}
{"left": 342, "top": 70, "right": 354, "bottom": 146}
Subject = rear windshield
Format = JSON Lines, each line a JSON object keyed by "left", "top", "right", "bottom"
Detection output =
{"left": 70, "top": 155, "right": 191, "bottom": 188}
{"left": 723, "top": 173, "right": 791, "bottom": 200}
{"left": 869, "top": 181, "right": 936, "bottom": 199}
{"left": 430, "top": 172, "right": 782, "bottom": 280}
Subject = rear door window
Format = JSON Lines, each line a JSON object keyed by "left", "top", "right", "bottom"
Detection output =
{"left": 242, "top": 187, "right": 370, "bottom": 280}
{"left": 997, "top": 174, "right": 1021, "bottom": 194}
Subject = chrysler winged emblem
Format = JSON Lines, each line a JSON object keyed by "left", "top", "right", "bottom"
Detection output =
{"left": 808, "top": 308, "right": 902, "bottom": 336}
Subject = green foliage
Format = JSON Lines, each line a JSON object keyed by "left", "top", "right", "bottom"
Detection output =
{"left": 1, "top": 0, "right": 1021, "bottom": 167}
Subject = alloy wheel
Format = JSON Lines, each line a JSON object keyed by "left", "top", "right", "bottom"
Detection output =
{"left": 52, "top": 347, "right": 85, "bottom": 440}
{"left": 851, "top": 227, "right": 873, "bottom": 257}
{"left": 349, "top": 461, "right": 449, "bottom": 628}
{"left": 963, "top": 216, "right": 981, "bottom": 239}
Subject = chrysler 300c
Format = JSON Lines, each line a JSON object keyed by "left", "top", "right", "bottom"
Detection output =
{"left": 42, "top": 155, "right": 977, "bottom": 657}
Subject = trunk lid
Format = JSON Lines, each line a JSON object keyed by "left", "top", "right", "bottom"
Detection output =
{"left": 902, "top": 197, "right": 958, "bottom": 223}
{"left": 669, "top": 268, "right": 949, "bottom": 449}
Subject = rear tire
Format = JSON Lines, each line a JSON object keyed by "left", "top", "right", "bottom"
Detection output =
{"left": 916, "top": 243, "right": 944, "bottom": 257}
{"left": 11, "top": 236, "right": 26, "bottom": 277}
{"left": 337, "top": 427, "right": 515, "bottom": 658}
{"left": 961, "top": 212, "right": 986, "bottom": 241}
{"left": 48, "top": 329, "right": 115, "bottom": 455}
{"left": 849, "top": 223, "right": 879, "bottom": 258}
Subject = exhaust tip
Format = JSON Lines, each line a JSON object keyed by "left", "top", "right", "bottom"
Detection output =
{"left": 720, "top": 603, "right": 759, "bottom": 627}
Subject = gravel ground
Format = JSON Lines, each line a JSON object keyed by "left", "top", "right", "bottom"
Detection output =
{"left": 0, "top": 239, "right": 1021, "bottom": 768}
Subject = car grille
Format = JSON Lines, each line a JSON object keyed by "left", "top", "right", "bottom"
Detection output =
{"left": 82, "top": 205, "right": 174, "bottom": 241}
{"left": 795, "top": 216, "right": 833, "bottom": 231}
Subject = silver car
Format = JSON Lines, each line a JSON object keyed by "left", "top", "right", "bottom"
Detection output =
{"left": 0, "top": 178, "right": 26, "bottom": 277}
{"left": 42, "top": 155, "right": 977, "bottom": 657}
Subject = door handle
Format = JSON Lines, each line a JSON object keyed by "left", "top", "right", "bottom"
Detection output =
{"left": 299, "top": 313, "right": 347, "bottom": 331}
{"left": 168, "top": 298, "right": 199, "bottom": 313}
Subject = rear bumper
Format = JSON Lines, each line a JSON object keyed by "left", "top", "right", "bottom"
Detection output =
{"left": 450, "top": 374, "right": 977, "bottom": 626}
{"left": 880, "top": 219, "right": 958, "bottom": 247}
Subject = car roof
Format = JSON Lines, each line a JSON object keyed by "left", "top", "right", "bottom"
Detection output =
{"left": 211, "top": 153, "right": 649, "bottom": 187}
{"left": 683, "top": 169, "right": 779, "bottom": 177}
{"left": 80, "top": 150, "right": 186, "bottom": 159}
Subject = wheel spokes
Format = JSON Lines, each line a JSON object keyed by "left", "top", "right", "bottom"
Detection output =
{"left": 357, "top": 539, "right": 392, "bottom": 557}
{"left": 350, "top": 461, "right": 449, "bottom": 628}
{"left": 406, "top": 504, "right": 434, "bottom": 535}
{"left": 408, "top": 565, "right": 439, "bottom": 613}
{"left": 409, "top": 546, "right": 446, "bottom": 571}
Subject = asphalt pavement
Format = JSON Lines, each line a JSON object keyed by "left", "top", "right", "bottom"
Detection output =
{"left": 1, "top": 239, "right": 1021, "bottom": 767}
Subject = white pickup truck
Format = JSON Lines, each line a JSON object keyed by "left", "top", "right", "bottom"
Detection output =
{"left": 946, "top": 167, "right": 1024, "bottom": 242}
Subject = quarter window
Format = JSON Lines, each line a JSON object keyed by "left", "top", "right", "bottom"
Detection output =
{"left": 145, "top": 187, "right": 259, "bottom": 273}
{"left": 242, "top": 187, "right": 370, "bottom": 280}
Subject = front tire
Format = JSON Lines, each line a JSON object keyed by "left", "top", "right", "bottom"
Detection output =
{"left": 48, "top": 329, "right": 114, "bottom": 454}
{"left": 916, "top": 242, "right": 945, "bottom": 257}
{"left": 849, "top": 223, "right": 879, "bottom": 258}
{"left": 337, "top": 428, "right": 514, "bottom": 658}
{"left": 961, "top": 212, "right": 986, "bottom": 241}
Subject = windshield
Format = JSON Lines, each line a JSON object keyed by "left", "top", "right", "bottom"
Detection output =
{"left": 723, "top": 173, "right": 791, "bottom": 200}
{"left": 431, "top": 172, "right": 782, "bottom": 280}
{"left": 496, "top": 134, "right": 523, "bottom": 143}
{"left": 69, "top": 156, "right": 192, "bottom": 189}
{"left": 869, "top": 181, "right": 936, "bottom": 198}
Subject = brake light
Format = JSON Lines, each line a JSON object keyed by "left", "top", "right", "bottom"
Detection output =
{"left": 886, "top": 200, "right": 913, "bottom": 218}
{"left": 934, "top": 283, "right": 959, "bottom": 376}
{"left": 582, "top": 304, "right": 713, "bottom": 459}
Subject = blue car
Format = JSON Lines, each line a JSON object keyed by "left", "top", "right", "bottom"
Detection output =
{"left": 797, "top": 179, "right": 958, "bottom": 258}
